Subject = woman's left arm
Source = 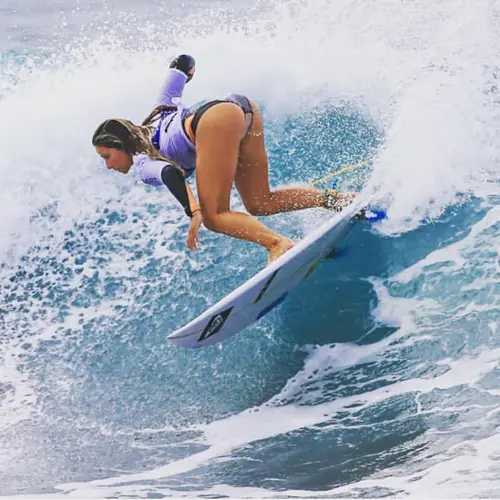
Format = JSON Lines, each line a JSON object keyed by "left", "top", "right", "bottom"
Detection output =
{"left": 186, "top": 182, "right": 202, "bottom": 251}
{"left": 186, "top": 182, "right": 200, "bottom": 216}
{"left": 135, "top": 155, "right": 202, "bottom": 250}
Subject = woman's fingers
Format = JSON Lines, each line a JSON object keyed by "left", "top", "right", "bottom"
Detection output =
{"left": 187, "top": 227, "right": 200, "bottom": 250}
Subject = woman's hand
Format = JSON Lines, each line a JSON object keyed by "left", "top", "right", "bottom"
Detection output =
{"left": 186, "top": 211, "right": 202, "bottom": 250}
{"left": 170, "top": 54, "right": 195, "bottom": 82}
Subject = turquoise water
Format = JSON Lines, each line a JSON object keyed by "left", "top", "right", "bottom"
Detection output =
{"left": 0, "top": 0, "right": 499, "bottom": 497}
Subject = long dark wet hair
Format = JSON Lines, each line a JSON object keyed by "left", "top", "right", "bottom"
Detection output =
{"left": 92, "top": 105, "right": 179, "bottom": 163}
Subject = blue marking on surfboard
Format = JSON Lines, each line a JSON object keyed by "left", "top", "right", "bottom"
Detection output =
{"left": 356, "top": 207, "right": 387, "bottom": 222}
{"left": 256, "top": 292, "right": 288, "bottom": 320}
{"left": 254, "top": 269, "right": 280, "bottom": 303}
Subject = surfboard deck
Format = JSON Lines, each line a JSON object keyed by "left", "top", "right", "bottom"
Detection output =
{"left": 167, "top": 195, "right": 371, "bottom": 348}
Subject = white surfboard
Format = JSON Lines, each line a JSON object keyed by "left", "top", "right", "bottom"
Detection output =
{"left": 167, "top": 195, "right": 370, "bottom": 348}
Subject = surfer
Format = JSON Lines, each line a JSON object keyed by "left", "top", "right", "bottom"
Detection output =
{"left": 92, "top": 54, "right": 355, "bottom": 263}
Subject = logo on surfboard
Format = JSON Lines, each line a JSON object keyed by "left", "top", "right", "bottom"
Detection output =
{"left": 198, "top": 307, "right": 234, "bottom": 342}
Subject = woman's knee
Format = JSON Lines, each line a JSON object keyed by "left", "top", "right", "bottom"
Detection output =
{"left": 244, "top": 198, "right": 271, "bottom": 216}
{"left": 201, "top": 211, "right": 223, "bottom": 232}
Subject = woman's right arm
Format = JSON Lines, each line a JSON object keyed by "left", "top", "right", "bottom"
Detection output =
{"left": 155, "top": 55, "right": 196, "bottom": 107}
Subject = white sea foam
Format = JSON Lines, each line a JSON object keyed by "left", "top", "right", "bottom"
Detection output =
{"left": 0, "top": 0, "right": 499, "bottom": 495}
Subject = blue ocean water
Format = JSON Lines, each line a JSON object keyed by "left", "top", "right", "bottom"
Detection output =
{"left": 0, "top": 0, "right": 499, "bottom": 497}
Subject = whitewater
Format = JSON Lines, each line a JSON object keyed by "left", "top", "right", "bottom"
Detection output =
{"left": 0, "top": 0, "right": 498, "bottom": 497}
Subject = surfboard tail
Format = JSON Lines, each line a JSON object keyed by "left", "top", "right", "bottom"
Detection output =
{"left": 356, "top": 207, "right": 387, "bottom": 222}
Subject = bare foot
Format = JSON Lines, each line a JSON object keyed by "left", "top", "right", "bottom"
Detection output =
{"left": 338, "top": 191, "right": 357, "bottom": 205}
{"left": 324, "top": 190, "right": 357, "bottom": 212}
{"left": 268, "top": 237, "right": 294, "bottom": 264}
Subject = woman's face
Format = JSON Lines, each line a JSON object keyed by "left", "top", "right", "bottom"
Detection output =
{"left": 95, "top": 146, "right": 133, "bottom": 173}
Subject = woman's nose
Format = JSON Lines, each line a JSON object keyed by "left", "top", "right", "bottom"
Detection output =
{"left": 106, "top": 160, "right": 113, "bottom": 169}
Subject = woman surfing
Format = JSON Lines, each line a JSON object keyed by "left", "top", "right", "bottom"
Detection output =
{"left": 92, "top": 54, "right": 355, "bottom": 263}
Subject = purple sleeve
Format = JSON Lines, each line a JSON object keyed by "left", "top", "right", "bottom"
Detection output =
{"left": 134, "top": 155, "right": 192, "bottom": 217}
{"left": 155, "top": 68, "right": 188, "bottom": 107}
{"left": 135, "top": 155, "right": 166, "bottom": 186}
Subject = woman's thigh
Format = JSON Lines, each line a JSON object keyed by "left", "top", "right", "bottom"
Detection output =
{"left": 234, "top": 101, "right": 272, "bottom": 207}
{"left": 194, "top": 102, "right": 246, "bottom": 215}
